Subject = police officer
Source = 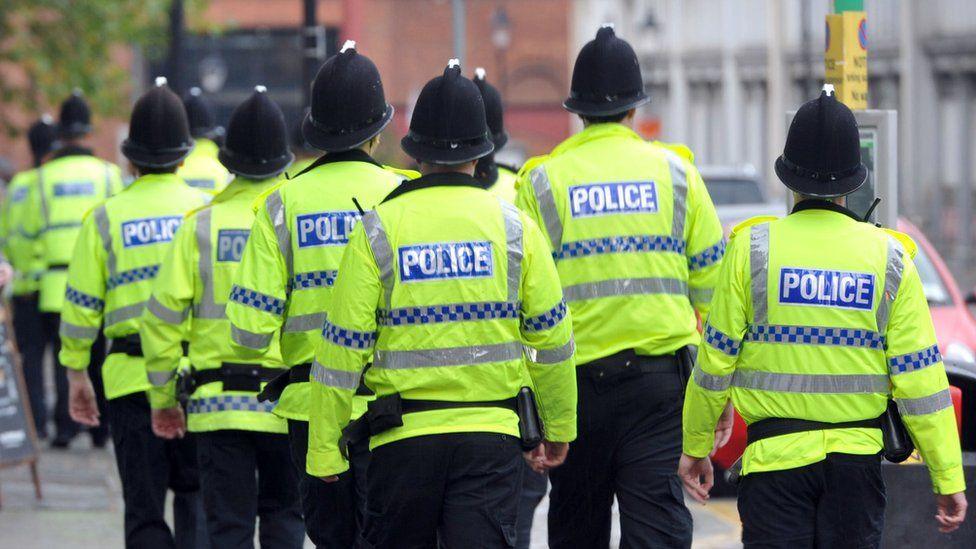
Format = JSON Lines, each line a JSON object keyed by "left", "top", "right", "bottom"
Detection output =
{"left": 1, "top": 115, "right": 57, "bottom": 438}
{"left": 28, "top": 90, "right": 124, "bottom": 448}
{"left": 679, "top": 90, "right": 968, "bottom": 547}
{"left": 144, "top": 86, "right": 304, "bottom": 549}
{"left": 226, "top": 40, "right": 403, "bottom": 547}
{"left": 514, "top": 25, "right": 724, "bottom": 548}
{"left": 178, "top": 87, "right": 231, "bottom": 195}
{"left": 306, "top": 59, "right": 577, "bottom": 548}
{"left": 472, "top": 68, "right": 519, "bottom": 203}
{"left": 61, "top": 78, "right": 208, "bottom": 549}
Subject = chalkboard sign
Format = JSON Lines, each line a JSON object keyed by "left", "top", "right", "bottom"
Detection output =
{"left": 0, "top": 311, "right": 40, "bottom": 468}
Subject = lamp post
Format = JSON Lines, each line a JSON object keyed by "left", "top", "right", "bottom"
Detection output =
{"left": 491, "top": 7, "right": 511, "bottom": 94}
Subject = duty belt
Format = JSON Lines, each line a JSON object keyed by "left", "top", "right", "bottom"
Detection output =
{"left": 184, "top": 363, "right": 282, "bottom": 394}
{"left": 109, "top": 334, "right": 189, "bottom": 357}
{"left": 746, "top": 416, "right": 883, "bottom": 446}
{"left": 257, "top": 363, "right": 374, "bottom": 403}
{"left": 47, "top": 263, "right": 70, "bottom": 272}
{"left": 579, "top": 348, "right": 688, "bottom": 380}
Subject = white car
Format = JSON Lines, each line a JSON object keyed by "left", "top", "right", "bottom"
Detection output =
{"left": 698, "top": 165, "right": 785, "bottom": 233}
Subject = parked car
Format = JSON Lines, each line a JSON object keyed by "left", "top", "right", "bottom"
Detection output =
{"left": 698, "top": 165, "right": 785, "bottom": 232}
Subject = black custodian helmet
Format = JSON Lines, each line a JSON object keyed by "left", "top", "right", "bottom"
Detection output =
{"left": 182, "top": 87, "right": 224, "bottom": 140}
{"left": 58, "top": 89, "right": 93, "bottom": 138}
{"left": 564, "top": 24, "right": 649, "bottom": 116}
{"left": 219, "top": 85, "right": 294, "bottom": 179}
{"left": 27, "top": 114, "right": 58, "bottom": 165}
{"left": 473, "top": 68, "right": 508, "bottom": 150}
{"left": 121, "top": 77, "right": 194, "bottom": 168}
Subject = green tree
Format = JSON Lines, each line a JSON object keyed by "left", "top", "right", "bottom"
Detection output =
{"left": 0, "top": 0, "right": 203, "bottom": 135}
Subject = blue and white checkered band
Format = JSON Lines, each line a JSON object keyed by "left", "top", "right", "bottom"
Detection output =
{"left": 296, "top": 211, "right": 360, "bottom": 248}
{"left": 53, "top": 181, "right": 95, "bottom": 197}
{"left": 689, "top": 241, "right": 726, "bottom": 271}
{"left": 217, "top": 229, "right": 250, "bottom": 262}
{"left": 779, "top": 268, "right": 875, "bottom": 311}
{"left": 322, "top": 321, "right": 376, "bottom": 350}
{"left": 522, "top": 301, "right": 568, "bottom": 332}
{"left": 568, "top": 181, "right": 658, "bottom": 218}
{"left": 889, "top": 345, "right": 942, "bottom": 375}
{"left": 121, "top": 216, "right": 183, "bottom": 248}
{"left": 184, "top": 178, "right": 216, "bottom": 190}
{"left": 10, "top": 186, "right": 28, "bottom": 202}
{"left": 704, "top": 323, "right": 741, "bottom": 356}
{"left": 106, "top": 264, "right": 160, "bottom": 290}
{"left": 398, "top": 241, "right": 494, "bottom": 283}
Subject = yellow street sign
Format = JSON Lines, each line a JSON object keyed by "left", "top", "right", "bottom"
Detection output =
{"left": 825, "top": 11, "right": 867, "bottom": 109}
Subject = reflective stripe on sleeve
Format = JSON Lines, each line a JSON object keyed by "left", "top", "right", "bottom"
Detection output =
{"left": 525, "top": 338, "right": 575, "bottom": 364}
{"left": 229, "top": 284, "right": 285, "bottom": 315}
{"left": 292, "top": 270, "right": 337, "bottom": 290}
{"left": 147, "top": 295, "right": 189, "bottom": 325}
{"left": 284, "top": 312, "right": 327, "bottom": 333}
{"left": 106, "top": 264, "right": 160, "bottom": 289}
{"left": 529, "top": 166, "right": 564, "bottom": 252}
{"left": 896, "top": 389, "right": 953, "bottom": 416}
{"left": 693, "top": 364, "right": 733, "bottom": 391}
{"left": 265, "top": 190, "right": 293, "bottom": 280}
{"left": 876, "top": 237, "right": 906, "bottom": 334}
{"left": 362, "top": 211, "right": 395, "bottom": 308}
{"left": 93, "top": 205, "right": 117, "bottom": 277}
{"left": 148, "top": 370, "right": 176, "bottom": 387}
{"left": 689, "top": 287, "right": 713, "bottom": 305}
{"left": 732, "top": 369, "right": 890, "bottom": 394}
{"left": 563, "top": 277, "right": 687, "bottom": 302}
{"left": 65, "top": 285, "right": 105, "bottom": 312}
{"left": 688, "top": 240, "right": 726, "bottom": 271}
{"left": 59, "top": 320, "right": 100, "bottom": 340}
{"left": 377, "top": 302, "right": 518, "bottom": 327}
{"left": 703, "top": 323, "right": 741, "bottom": 356}
{"left": 745, "top": 325, "right": 885, "bottom": 350}
{"left": 522, "top": 301, "right": 567, "bottom": 332}
{"left": 666, "top": 153, "right": 688, "bottom": 240}
{"left": 231, "top": 324, "right": 273, "bottom": 349}
{"left": 40, "top": 221, "right": 84, "bottom": 233}
{"left": 193, "top": 209, "right": 223, "bottom": 319}
{"left": 187, "top": 395, "right": 275, "bottom": 414}
{"left": 322, "top": 321, "right": 376, "bottom": 350}
{"left": 555, "top": 235, "right": 685, "bottom": 260}
{"left": 104, "top": 302, "right": 146, "bottom": 327}
{"left": 374, "top": 341, "right": 523, "bottom": 370}
{"left": 311, "top": 361, "right": 361, "bottom": 390}
{"left": 750, "top": 223, "right": 770, "bottom": 325}
{"left": 889, "top": 345, "right": 942, "bottom": 375}
{"left": 501, "top": 201, "right": 523, "bottom": 302}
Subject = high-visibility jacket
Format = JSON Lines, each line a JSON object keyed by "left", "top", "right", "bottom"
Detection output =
{"left": 142, "top": 177, "right": 286, "bottom": 433}
{"left": 177, "top": 138, "right": 230, "bottom": 195}
{"left": 488, "top": 165, "right": 518, "bottom": 204}
{"left": 1, "top": 170, "right": 44, "bottom": 295}
{"left": 284, "top": 157, "right": 317, "bottom": 180}
{"left": 306, "top": 172, "right": 578, "bottom": 477}
{"left": 58, "top": 173, "right": 208, "bottom": 400}
{"left": 683, "top": 201, "right": 965, "bottom": 495}
{"left": 515, "top": 123, "right": 724, "bottom": 365}
{"left": 27, "top": 152, "right": 124, "bottom": 312}
{"left": 226, "top": 150, "right": 402, "bottom": 422}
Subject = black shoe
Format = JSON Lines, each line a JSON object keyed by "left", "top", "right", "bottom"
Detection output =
{"left": 91, "top": 434, "right": 109, "bottom": 449}
{"left": 50, "top": 435, "right": 74, "bottom": 449}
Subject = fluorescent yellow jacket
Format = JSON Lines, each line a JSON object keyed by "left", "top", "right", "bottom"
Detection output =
{"left": 143, "top": 177, "right": 287, "bottom": 433}
{"left": 226, "top": 150, "right": 401, "bottom": 421}
{"left": 683, "top": 202, "right": 965, "bottom": 495}
{"left": 1, "top": 170, "right": 44, "bottom": 295}
{"left": 177, "top": 139, "right": 230, "bottom": 194}
{"left": 515, "top": 123, "right": 724, "bottom": 364}
{"left": 58, "top": 173, "right": 208, "bottom": 400}
{"left": 28, "top": 151, "right": 124, "bottom": 312}
{"left": 488, "top": 165, "right": 518, "bottom": 204}
{"left": 306, "top": 173, "right": 578, "bottom": 477}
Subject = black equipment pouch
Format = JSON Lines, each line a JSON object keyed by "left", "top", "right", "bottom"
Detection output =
{"left": 880, "top": 399, "right": 915, "bottom": 463}
{"left": 366, "top": 393, "right": 405, "bottom": 434}
{"left": 516, "top": 387, "right": 543, "bottom": 451}
{"left": 676, "top": 345, "right": 696, "bottom": 389}
{"left": 175, "top": 369, "right": 192, "bottom": 408}
{"left": 108, "top": 334, "right": 143, "bottom": 357}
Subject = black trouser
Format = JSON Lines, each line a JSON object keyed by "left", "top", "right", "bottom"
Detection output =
{"left": 548, "top": 353, "right": 692, "bottom": 549}
{"left": 39, "top": 312, "right": 109, "bottom": 443}
{"left": 12, "top": 293, "right": 47, "bottom": 438}
{"left": 738, "top": 453, "right": 886, "bottom": 549}
{"left": 360, "top": 432, "right": 523, "bottom": 549}
{"left": 288, "top": 418, "right": 369, "bottom": 548}
{"left": 196, "top": 430, "right": 304, "bottom": 549}
{"left": 516, "top": 468, "right": 547, "bottom": 549}
{"left": 107, "top": 392, "right": 207, "bottom": 549}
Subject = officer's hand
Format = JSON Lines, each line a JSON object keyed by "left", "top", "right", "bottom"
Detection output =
{"left": 935, "top": 492, "right": 967, "bottom": 533}
{"left": 318, "top": 476, "right": 339, "bottom": 483}
{"left": 712, "top": 401, "right": 735, "bottom": 452}
{"left": 151, "top": 407, "right": 186, "bottom": 439}
{"left": 66, "top": 369, "right": 100, "bottom": 427}
{"left": 0, "top": 262, "right": 13, "bottom": 287}
{"left": 678, "top": 453, "right": 713, "bottom": 504}
{"left": 525, "top": 440, "right": 569, "bottom": 473}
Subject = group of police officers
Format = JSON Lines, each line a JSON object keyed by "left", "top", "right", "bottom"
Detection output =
{"left": 0, "top": 23, "right": 968, "bottom": 549}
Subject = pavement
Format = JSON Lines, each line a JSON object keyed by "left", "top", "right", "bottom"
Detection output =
{"left": 0, "top": 440, "right": 741, "bottom": 548}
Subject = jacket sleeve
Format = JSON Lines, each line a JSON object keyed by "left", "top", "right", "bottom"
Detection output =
{"left": 109, "top": 165, "right": 124, "bottom": 196}
{"left": 518, "top": 213, "right": 577, "bottom": 442}
{"left": 307, "top": 225, "right": 379, "bottom": 477}
{"left": 226, "top": 197, "right": 289, "bottom": 357}
{"left": 142, "top": 215, "right": 197, "bottom": 409}
{"left": 58, "top": 213, "right": 107, "bottom": 370}
{"left": 514, "top": 165, "right": 555, "bottom": 254}
{"left": 683, "top": 163, "right": 725, "bottom": 316}
{"left": 885, "top": 244, "right": 965, "bottom": 495}
{"left": 681, "top": 226, "right": 749, "bottom": 458}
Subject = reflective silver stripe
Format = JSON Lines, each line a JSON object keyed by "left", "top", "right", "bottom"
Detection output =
{"left": 103, "top": 162, "right": 112, "bottom": 198}
{"left": 146, "top": 295, "right": 188, "bottom": 325}
{"left": 732, "top": 369, "right": 890, "bottom": 394}
{"left": 265, "top": 190, "right": 293, "bottom": 279}
{"left": 231, "top": 324, "right": 273, "bottom": 350}
{"left": 93, "top": 205, "right": 117, "bottom": 276}
{"left": 284, "top": 312, "right": 326, "bottom": 333}
{"left": 374, "top": 341, "right": 523, "bottom": 370}
{"left": 105, "top": 301, "right": 147, "bottom": 327}
{"left": 187, "top": 395, "right": 275, "bottom": 414}
{"left": 311, "top": 361, "right": 361, "bottom": 390}
{"left": 526, "top": 338, "right": 575, "bottom": 364}
{"left": 362, "top": 211, "right": 395, "bottom": 308}
{"left": 876, "top": 237, "right": 905, "bottom": 334}
{"left": 148, "top": 370, "right": 176, "bottom": 387}
{"left": 37, "top": 168, "right": 50, "bottom": 227}
{"left": 666, "top": 153, "right": 688, "bottom": 240}
{"left": 194, "top": 302, "right": 226, "bottom": 320}
{"left": 896, "top": 389, "right": 953, "bottom": 416}
{"left": 562, "top": 277, "right": 687, "bottom": 302}
{"left": 529, "top": 166, "right": 563, "bottom": 251}
{"left": 193, "top": 209, "right": 224, "bottom": 320}
{"left": 693, "top": 365, "right": 733, "bottom": 391}
{"left": 59, "top": 320, "right": 99, "bottom": 340}
{"left": 500, "top": 200, "right": 523, "bottom": 302}
{"left": 689, "top": 287, "right": 713, "bottom": 305}
{"left": 749, "top": 223, "right": 770, "bottom": 325}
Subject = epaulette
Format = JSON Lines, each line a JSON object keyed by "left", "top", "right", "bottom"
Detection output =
{"left": 183, "top": 202, "right": 215, "bottom": 220}
{"left": 251, "top": 180, "right": 287, "bottom": 214}
{"left": 652, "top": 141, "right": 695, "bottom": 164}
{"left": 730, "top": 215, "right": 778, "bottom": 240}
{"left": 881, "top": 228, "right": 918, "bottom": 260}
{"left": 516, "top": 155, "right": 549, "bottom": 180}
{"left": 383, "top": 165, "right": 421, "bottom": 181}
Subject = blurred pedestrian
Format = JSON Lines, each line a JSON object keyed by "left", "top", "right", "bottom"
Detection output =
{"left": 178, "top": 87, "right": 231, "bottom": 195}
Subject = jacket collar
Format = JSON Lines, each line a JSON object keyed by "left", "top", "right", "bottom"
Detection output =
{"left": 289, "top": 148, "right": 382, "bottom": 180}
{"left": 790, "top": 198, "right": 862, "bottom": 222}
{"left": 50, "top": 144, "right": 94, "bottom": 160}
{"left": 549, "top": 122, "right": 643, "bottom": 159}
{"left": 382, "top": 172, "right": 485, "bottom": 203}
{"left": 209, "top": 176, "right": 277, "bottom": 205}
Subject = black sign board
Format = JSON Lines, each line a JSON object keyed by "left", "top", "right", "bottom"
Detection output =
{"left": 0, "top": 308, "right": 41, "bottom": 504}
